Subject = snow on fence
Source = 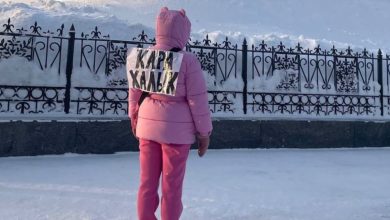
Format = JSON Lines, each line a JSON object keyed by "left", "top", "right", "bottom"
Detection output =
{"left": 1, "top": 18, "right": 390, "bottom": 120}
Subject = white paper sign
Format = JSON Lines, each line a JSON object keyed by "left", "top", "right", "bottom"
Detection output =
{"left": 126, "top": 48, "right": 184, "bottom": 96}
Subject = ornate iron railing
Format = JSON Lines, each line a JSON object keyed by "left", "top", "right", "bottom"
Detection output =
{"left": 71, "top": 87, "right": 128, "bottom": 115}
{"left": 0, "top": 18, "right": 389, "bottom": 119}
{"left": 0, "top": 85, "right": 65, "bottom": 114}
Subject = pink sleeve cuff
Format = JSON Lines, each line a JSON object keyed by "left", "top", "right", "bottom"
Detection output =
{"left": 198, "top": 131, "right": 212, "bottom": 137}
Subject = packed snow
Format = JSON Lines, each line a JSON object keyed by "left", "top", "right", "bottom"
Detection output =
{"left": 1, "top": 148, "right": 390, "bottom": 220}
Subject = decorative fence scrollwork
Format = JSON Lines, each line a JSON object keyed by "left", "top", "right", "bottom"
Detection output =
{"left": 72, "top": 87, "right": 128, "bottom": 115}
{"left": 186, "top": 35, "right": 242, "bottom": 115}
{"left": 0, "top": 85, "right": 65, "bottom": 114}
{"left": 1, "top": 18, "right": 390, "bottom": 119}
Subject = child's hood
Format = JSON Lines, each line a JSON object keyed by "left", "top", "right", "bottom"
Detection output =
{"left": 155, "top": 7, "right": 191, "bottom": 49}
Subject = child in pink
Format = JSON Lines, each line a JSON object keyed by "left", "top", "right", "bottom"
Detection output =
{"left": 127, "top": 7, "right": 213, "bottom": 220}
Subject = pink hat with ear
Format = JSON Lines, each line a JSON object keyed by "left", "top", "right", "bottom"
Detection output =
{"left": 156, "top": 7, "right": 191, "bottom": 49}
{"left": 179, "top": 9, "right": 186, "bottom": 16}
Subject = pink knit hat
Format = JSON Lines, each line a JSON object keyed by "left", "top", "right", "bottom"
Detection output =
{"left": 155, "top": 7, "right": 191, "bottom": 49}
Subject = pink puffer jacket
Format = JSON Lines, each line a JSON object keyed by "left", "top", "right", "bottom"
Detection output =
{"left": 127, "top": 7, "right": 212, "bottom": 144}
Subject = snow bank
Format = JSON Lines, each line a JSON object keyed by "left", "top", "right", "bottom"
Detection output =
{"left": 0, "top": 1, "right": 151, "bottom": 87}
{"left": 3, "top": 0, "right": 389, "bottom": 52}
{"left": 0, "top": 0, "right": 154, "bottom": 40}
{"left": 0, "top": 0, "right": 387, "bottom": 118}
{"left": 0, "top": 56, "right": 65, "bottom": 86}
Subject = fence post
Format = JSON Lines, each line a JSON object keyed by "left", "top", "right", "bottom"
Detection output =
{"left": 64, "top": 24, "right": 75, "bottom": 114}
{"left": 242, "top": 38, "right": 248, "bottom": 114}
{"left": 378, "top": 49, "right": 384, "bottom": 116}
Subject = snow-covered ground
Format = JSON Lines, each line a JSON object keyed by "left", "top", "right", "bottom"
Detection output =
{"left": 1, "top": 148, "right": 390, "bottom": 220}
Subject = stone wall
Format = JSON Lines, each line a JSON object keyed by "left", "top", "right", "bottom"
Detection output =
{"left": 1, "top": 119, "right": 389, "bottom": 157}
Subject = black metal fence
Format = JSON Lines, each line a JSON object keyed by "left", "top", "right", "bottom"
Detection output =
{"left": 1, "top": 18, "right": 390, "bottom": 119}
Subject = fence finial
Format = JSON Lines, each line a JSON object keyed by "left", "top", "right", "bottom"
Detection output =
{"left": 70, "top": 24, "right": 75, "bottom": 32}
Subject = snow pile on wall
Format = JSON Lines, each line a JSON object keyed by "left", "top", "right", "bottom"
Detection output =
{"left": 0, "top": 0, "right": 385, "bottom": 118}
{"left": 3, "top": 0, "right": 389, "bottom": 52}
{"left": 0, "top": 0, "right": 154, "bottom": 40}
{"left": 0, "top": 56, "right": 65, "bottom": 86}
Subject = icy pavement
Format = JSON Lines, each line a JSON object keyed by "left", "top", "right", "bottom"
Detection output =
{"left": 1, "top": 147, "right": 390, "bottom": 220}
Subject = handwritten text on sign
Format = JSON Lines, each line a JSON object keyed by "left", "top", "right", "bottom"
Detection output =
{"left": 126, "top": 48, "right": 183, "bottom": 96}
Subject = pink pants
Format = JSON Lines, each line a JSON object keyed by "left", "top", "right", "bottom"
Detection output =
{"left": 137, "top": 139, "right": 190, "bottom": 220}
